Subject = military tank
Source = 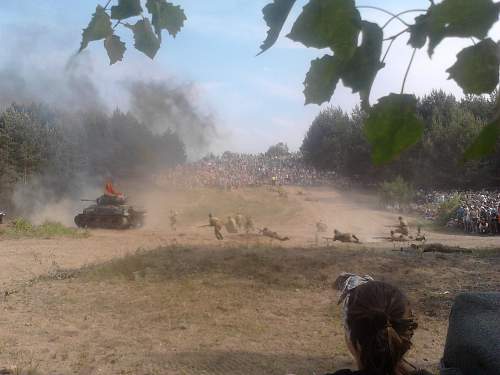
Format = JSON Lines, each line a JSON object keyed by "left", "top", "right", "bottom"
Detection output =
{"left": 74, "top": 195, "right": 146, "bottom": 229}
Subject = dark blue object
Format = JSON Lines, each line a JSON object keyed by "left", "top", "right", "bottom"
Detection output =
{"left": 441, "top": 292, "right": 500, "bottom": 375}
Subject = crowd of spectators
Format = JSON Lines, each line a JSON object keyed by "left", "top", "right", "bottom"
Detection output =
{"left": 414, "top": 190, "right": 500, "bottom": 234}
{"left": 154, "top": 151, "right": 334, "bottom": 189}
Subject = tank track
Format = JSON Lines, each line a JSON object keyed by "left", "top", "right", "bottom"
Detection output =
{"left": 74, "top": 214, "right": 142, "bottom": 229}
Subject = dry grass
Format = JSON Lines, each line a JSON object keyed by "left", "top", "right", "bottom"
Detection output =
{"left": 0, "top": 218, "right": 88, "bottom": 240}
{"left": 1, "top": 244, "right": 498, "bottom": 375}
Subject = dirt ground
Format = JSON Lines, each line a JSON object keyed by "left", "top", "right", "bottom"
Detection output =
{"left": 0, "top": 186, "right": 498, "bottom": 375}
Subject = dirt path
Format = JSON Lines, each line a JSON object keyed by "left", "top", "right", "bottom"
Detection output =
{"left": 0, "top": 231, "right": 164, "bottom": 290}
{"left": 1, "top": 186, "right": 499, "bottom": 290}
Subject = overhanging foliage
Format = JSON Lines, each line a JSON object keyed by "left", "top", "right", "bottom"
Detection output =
{"left": 83, "top": 0, "right": 500, "bottom": 164}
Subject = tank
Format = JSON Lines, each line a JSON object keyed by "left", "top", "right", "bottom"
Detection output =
{"left": 74, "top": 195, "right": 146, "bottom": 229}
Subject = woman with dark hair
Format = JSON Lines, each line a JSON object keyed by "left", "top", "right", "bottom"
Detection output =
{"left": 329, "top": 274, "right": 432, "bottom": 375}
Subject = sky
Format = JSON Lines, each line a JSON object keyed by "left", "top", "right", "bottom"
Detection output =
{"left": 0, "top": 0, "right": 498, "bottom": 155}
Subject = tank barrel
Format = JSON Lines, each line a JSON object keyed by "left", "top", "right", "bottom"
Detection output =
{"left": 80, "top": 199, "right": 96, "bottom": 202}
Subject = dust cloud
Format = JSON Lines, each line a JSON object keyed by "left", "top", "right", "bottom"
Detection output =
{"left": 126, "top": 81, "right": 217, "bottom": 159}
{"left": 0, "top": 45, "right": 217, "bottom": 224}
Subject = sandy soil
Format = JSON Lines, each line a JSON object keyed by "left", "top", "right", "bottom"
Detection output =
{"left": 0, "top": 186, "right": 498, "bottom": 375}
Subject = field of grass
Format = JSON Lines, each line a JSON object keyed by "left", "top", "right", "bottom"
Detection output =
{"left": 2, "top": 243, "right": 497, "bottom": 375}
{"left": 0, "top": 218, "right": 89, "bottom": 239}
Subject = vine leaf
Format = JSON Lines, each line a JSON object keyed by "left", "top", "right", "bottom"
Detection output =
{"left": 342, "top": 21, "right": 384, "bottom": 109}
{"left": 79, "top": 5, "right": 113, "bottom": 52}
{"left": 447, "top": 38, "right": 500, "bottom": 95}
{"left": 364, "top": 94, "right": 424, "bottom": 165}
{"left": 464, "top": 120, "right": 500, "bottom": 160}
{"left": 303, "top": 55, "right": 341, "bottom": 105}
{"left": 104, "top": 35, "right": 126, "bottom": 65}
{"left": 146, "top": 0, "right": 186, "bottom": 40}
{"left": 258, "top": 0, "right": 296, "bottom": 55}
{"left": 408, "top": 13, "right": 429, "bottom": 49}
{"left": 125, "top": 19, "right": 161, "bottom": 59}
{"left": 426, "top": 0, "right": 499, "bottom": 56}
{"left": 287, "top": 0, "right": 361, "bottom": 61}
{"left": 111, "top": 0, "right": 143, "bottom": 20}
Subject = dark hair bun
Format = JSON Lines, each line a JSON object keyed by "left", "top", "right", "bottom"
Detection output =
{"left": 371, "top": 309, "right": 389, "bottom": 330}
{"left": 345, "top": 281, "right": 417, "bottom": 375}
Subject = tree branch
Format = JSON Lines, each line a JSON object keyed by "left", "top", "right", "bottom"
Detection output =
{"left": 401, "top": 49, "right": 417, "bottom": 94}
{"left": 104, "top": 0, "right": 113, "bottom": 10}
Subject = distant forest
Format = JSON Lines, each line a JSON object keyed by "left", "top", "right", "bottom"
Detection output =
{"left": 0, "top": 103, "right": 186, "bottom": 210}
{"left": 2, "top": 90, "right": 499, "bottom": 213}
{"left": 301, "top": 90, "right": 500, "bottom": 189}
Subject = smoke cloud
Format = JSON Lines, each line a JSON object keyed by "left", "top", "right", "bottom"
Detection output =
{"left": 126, "top": 81, "right": 217, "bottom": 158}
{"left": 0, "top": 26, "right": 218, "bottom": 223}
{"left": 0, "top": 24, "right": 218, "bottom": 157}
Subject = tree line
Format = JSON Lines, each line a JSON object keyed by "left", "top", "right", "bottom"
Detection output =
{"left": 301, "top": 90, "right": 500, "bottom": 189}
{"left": 0, "top": 103, "right": 186, "bottom": 211}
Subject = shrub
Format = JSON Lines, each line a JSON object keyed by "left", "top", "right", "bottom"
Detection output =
{"left": 10, "top": 217, "right": 34, "bottom": 233}
{"left": 2, "top": 218, "right": 88, "bottom": 239}
{"left": 435, "top": 194, "right": 462, "bottom": 227}
{"left": 35, "top": 221, "right": 87, "bottom": 238}
{"left": 379, "top": 176, "right": 415, "bottom": 208}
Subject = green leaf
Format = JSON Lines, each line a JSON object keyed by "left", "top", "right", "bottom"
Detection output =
{"left": 408, "top": 13, "right": 430, "bottom": 49}
{"left": 447, "top": 38, "right": 500, "bottom": 95}
{"left": 146, "top": 0, "right": 186, "bottom": 40}
{"left": 104, "top": 35, "right": 126, "bottom": 65}
{"left": 342, "top": 21, "right": 384, "bottom": 109}
{"left": 364, "top": 94, "right": 424, "bottom": 165}
{"left": 427, "top": 0, "right": 499, "bottom": 55}
{"left": 111, "top": 0, "right": 143, "bottom": 20}
{"left": 464, "top": 120, "right": 500, "bottom": 160}
{"left": 259, "top": 0, "right": 296, "bottom": 55}
{"left": 287, "top": 0, "right": 361, "bottom": 61}
{"left": 79, "top": 5, "right": 113, "bottom": 52}
{"left": 303, "top": 55, "right": 341, "bottom": 105}
{"left": 125, "top": 19, "right": 161, "bottom": 59}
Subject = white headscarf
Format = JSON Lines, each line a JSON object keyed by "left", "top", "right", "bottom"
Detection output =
{"left": 334, "top": 272, "right": 374, "bottom": 330}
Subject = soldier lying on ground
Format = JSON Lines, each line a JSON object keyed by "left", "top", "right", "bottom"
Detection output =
{"left": 332, "top": 229, "right": 361, "bottom": 244}
{"left": 260, "top": 227, "right": 290, "bottom": 241}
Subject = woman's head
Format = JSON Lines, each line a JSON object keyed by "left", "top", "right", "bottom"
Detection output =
{"left": 342, "top": 281, "right": 417, "bottom": 375}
